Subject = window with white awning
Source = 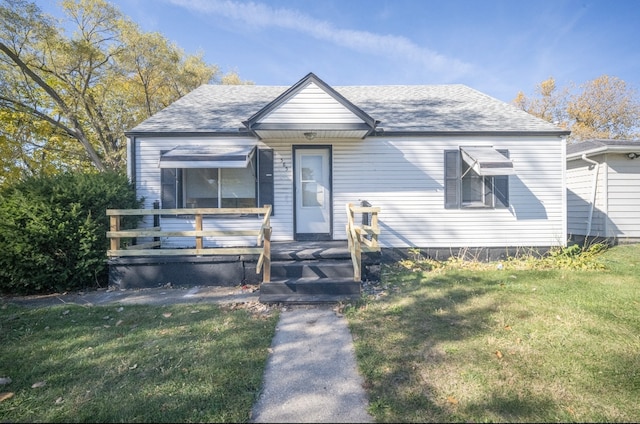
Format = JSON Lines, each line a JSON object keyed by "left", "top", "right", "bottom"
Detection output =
{"left": 445, "top": 147, "right": 512, "bottom": 209}
{"left": 460, "top": 146, "right": 515, "bottom": 177}
{"left": 159, "top": 145, "right": 262, "bottom": 209}
{"left": 158, "top": 145, "right": 256, "bottom": 169}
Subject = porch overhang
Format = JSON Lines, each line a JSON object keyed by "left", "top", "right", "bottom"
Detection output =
{"left": 460, "top": 146, "right": 515, "bottom": 176}
{"left": 250, "top": 123, "right": 373, "bottom": 140}
{"left": 158, "top": 145, "right": 256, "bottom": 168}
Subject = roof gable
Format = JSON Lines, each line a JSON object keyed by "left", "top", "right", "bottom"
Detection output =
{"left": 243, "top": 73, "right": 377, "bottom": 139}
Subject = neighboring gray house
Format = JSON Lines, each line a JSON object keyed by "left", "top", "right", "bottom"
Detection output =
{"left": 567, "top": 139, "right": 640, "bottom": 243}
{"left": 125, "top": 72, "right": 570, "bottom": 256}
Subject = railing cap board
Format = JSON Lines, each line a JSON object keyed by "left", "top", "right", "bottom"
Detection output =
{"left": 107, "top": 207, "right": 271, "bottom": 216}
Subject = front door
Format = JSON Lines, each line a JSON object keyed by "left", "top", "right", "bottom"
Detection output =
{"left": 294, "top": 146, "right": 332, "bottom": 240}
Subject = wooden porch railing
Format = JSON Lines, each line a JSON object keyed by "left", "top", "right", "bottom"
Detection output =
{"left": 106, "top": 205, "right": 272, "bottom": 282}
{"left": 346, "top": 203, "right": 381, "bottom": 282}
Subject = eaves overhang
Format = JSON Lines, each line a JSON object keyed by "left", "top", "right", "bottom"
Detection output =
{"left": 566, "top": 139, "right": 640, "bottom": 161}
{"left": 367, "top": 130, "right": 571, "bottom": 137}
{"left": 124, "top": 130, "right": 252, "bottom": 138}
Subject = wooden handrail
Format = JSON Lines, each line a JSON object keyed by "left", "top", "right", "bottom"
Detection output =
{"left": 107, "top": 205, "right": 272, "bottom": 283}
{"left": 346, "top": 203, "right": 381, "bottom": 282}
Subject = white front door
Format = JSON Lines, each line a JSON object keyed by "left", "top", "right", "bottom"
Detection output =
{"left": 294, "top": 146, "right": 332, "bottom": 240}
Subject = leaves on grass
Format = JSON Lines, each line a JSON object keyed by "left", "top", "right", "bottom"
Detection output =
{"left": 0, "top": 392, "right": 14, "bottom": 402}
{"left": 31, "top": 381, "right": 46, "bottom": 388}
{"left": 504, "top": 325, "right": 512, "bottom": 331}
{"left": 495, "top": 350, "right": 503, "bottom": 359}
{"left": 447, "top": 396, "right": 459, "bottom": 405}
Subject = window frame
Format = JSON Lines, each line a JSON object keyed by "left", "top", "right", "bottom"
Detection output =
{"left": 444, "top": 148, "right": 510, "bottom": 210}
{"left": 160, "top": 147, "right": 275, "bottom": 216}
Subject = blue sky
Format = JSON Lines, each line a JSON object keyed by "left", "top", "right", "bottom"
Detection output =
{"left": 39, "top": 0, "right": 640, "bottom": 103}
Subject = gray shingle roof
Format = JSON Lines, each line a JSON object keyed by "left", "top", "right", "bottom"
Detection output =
{"left": 566, "top": 139, "right": 640, "bottom": 155}
{"left": 128, "top": 83, "right": 566, "bottom": 135}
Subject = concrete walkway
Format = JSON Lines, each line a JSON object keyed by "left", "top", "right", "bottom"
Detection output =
{"left": 3, "top": 287, "right": 373, "bottom": 423}
{"left": 251, "top": 307, "right": 373, "bottom": 423}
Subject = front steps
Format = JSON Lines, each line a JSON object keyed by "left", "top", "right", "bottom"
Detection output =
{"left": 259, "top": 242, "right": 362, "bottom": 304}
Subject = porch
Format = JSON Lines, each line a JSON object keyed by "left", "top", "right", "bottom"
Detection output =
{"left": 106, "top": 204, "right": 381, "bottom": 303}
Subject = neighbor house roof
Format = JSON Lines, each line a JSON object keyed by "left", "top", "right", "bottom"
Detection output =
{"left": 566, "top": 139, "right": 640, "bottom": 160}
{"left": 127, "top": 74, "right": 568, "bottom": 137}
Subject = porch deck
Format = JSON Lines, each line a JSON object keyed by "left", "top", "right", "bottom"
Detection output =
{"left": 106, "top": 205, "right": 381, "bottom": 304}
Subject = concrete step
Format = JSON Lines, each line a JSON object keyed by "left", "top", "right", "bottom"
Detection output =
{"left": 270, "top": 259, "right": 354, "bottom": 279}
{"left": 259, "top": 277, "right": 361, "bottom": 304}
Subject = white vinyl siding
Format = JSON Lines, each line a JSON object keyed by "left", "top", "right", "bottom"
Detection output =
{"left": 260, "top": 82, "right": 364, "bottom": 124}
{"left": 566, "top": 156, "right": 608, "bottom": 237}
{"left": 132, "top": 134, "right": 566, "bottom": 249}
{"left": 330, "top": 136, "right": 565, "bottom": 248}
{"left": 605, "top": 154, "right": 640, "bottom": 238}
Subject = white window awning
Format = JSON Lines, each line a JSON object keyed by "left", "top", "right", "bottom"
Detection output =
{"left": 460, "top": 147, "right": 515, "bottom": 176}
{"left": 159, "top": 145, "right": 256, "bottom": 168}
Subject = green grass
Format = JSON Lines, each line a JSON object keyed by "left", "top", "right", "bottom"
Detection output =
{"left": 346, "top": 244, "right": 640, "bottom": 423}
{"left": 0, "top": 302, "right": 279, "bottom": 423}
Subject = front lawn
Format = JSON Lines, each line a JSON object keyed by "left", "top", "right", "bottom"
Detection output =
{"left": 0, "top": 302, "right": 278, "bottom": 423}
{"left": 347, "top": 244, "right": 640, "bottom": 422}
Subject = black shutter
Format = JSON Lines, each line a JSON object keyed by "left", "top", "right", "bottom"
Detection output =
{"left": 161, "top": 168, "right": 177, "bottom": 209}
{"left": 257, "top": 148, "right": 274, "bottom": 215}
{"left": 444, "top": 150, "right": 460, "bottom": 209}
{"left": 494, "top": 149, "right": 510, "bottom": 208}
{"left": 160, "top": 166, "right": 182, "bottom": 211}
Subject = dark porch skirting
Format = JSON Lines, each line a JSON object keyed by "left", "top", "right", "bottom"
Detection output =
{"left": 108, "top": 254, "right": 262, "bottom": 289}
{"left": 107, "top": 241, "right": 381, "bottom": 290}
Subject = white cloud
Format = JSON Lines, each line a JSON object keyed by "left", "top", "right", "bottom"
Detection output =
{"left": 168, "top": 0, "right": 473, "bottom": 79}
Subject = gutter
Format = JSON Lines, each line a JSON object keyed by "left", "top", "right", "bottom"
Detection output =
{"left": 580, "top": 154, "right": 600, "bottom": 237}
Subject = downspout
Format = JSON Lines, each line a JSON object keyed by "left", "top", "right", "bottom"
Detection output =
{"left": 581, "top": 154, "right": 600, "bottom": 237}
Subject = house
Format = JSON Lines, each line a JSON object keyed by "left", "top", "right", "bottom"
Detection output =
{"left": 566, "top": 139, "right": 640, "bottom": 243}
{"left": 117, "top": 72, "right": 569, "bottom": 292}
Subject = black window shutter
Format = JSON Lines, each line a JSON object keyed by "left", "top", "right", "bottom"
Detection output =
{"left": 257, "top": 148, "right": 275, "bottom": 215}
{"left": 161, "top": 168, "right": 177, "bottom": 209}
{"left": 494, "top": 149, "right": 510, "bottom": 208}
{"left": 444, "top": 150, "right": 460, "bottom": 209}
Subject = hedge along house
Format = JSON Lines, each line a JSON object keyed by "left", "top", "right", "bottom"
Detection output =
{"left": 119, "top": 73, "right": 569, "bottom": 294}
{"left": 566, "top": 139, "right": 640, "bottom": 244}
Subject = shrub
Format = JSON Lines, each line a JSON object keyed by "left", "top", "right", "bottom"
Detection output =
{"left": 0, "top": 172, "right": 143, "bottom": 294}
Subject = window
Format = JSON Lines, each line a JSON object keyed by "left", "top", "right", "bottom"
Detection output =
{"left": 444, "top": 148, "right": 510, "bottom": 209}
{"left": 160, "top": 147, "right": 274, "bottom": 213}
{"left": 183, "top": 167, "right": 255, "bottom": 208}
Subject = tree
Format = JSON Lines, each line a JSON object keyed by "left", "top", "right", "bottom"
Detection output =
{"left": 567, "top": 75, "right": 640, "bottom": 140}
{"left": 513, "top": 77, "right": 568, "bottom": 127}
{"left": 0, "top": 0, "right": 229, "bottom": 176}
{"left": 513, "top": 75, "right": 640, "bottom": 142}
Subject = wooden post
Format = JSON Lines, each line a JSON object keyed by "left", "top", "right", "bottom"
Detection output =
{"left": 371, "top": 210, "right": 379, "bottom": 248}
{"left": 153, "top": 200, "right": 160, "bottom": 245}
{"left": 110, "top": 215, "right": 120, "bottom": 252}
{"left": 195, "top": 212, "right": 203, "bottom": 251}
{"left": 262, "top": 227, "right": 271, "bottom": 283}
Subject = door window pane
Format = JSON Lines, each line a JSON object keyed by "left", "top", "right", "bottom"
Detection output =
{"left": 301, "top": 155, "right": 323, "bottom": 207}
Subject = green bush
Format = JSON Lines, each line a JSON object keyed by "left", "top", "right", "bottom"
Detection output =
{"left": 0, "top": 172, "right": 143, "bottom": 294}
